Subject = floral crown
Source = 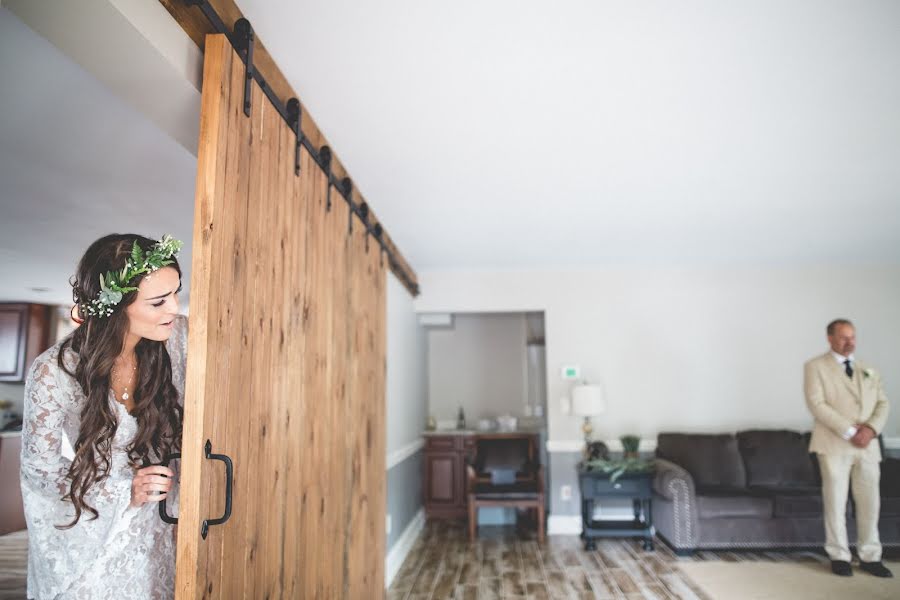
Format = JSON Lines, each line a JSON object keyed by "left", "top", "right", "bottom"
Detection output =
{"left": 81, "top": 235, "right": 184, "bottom": 318}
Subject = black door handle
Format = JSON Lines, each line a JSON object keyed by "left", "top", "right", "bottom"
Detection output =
{"left": 158, "top": 452, "right": 181, "bottom": 525}
{"left": 201, "top": 439, "right": 233, "bottom": 539}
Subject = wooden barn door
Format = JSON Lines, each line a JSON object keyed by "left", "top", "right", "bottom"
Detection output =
{"left": 176, "top": 34, "right": 386, "bottom": 599}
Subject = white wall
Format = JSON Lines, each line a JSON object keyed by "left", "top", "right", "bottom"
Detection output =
{"left": 415, "top": 266, "right": 900, "bottom": 443}
{"left": 386, "top": 273, "right": 428, "bottom": 456}
{"left": 427, "top": 313, "right": 528, "bottom": 423}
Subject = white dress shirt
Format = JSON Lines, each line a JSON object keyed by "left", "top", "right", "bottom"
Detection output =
{"left": 831, "top": 351, "right": 858, "bottom": 440}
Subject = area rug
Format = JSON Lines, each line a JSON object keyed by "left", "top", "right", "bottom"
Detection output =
{"left": 677, "top": 560, "right": 900, "bottom": 600}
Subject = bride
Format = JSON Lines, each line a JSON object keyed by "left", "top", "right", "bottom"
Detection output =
{"left": 20, "top": 233, "right": 187, "bottom": 599}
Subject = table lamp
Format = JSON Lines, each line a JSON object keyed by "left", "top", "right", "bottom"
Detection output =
{"left": 572, "top": 383, "right": 606, "bottom": 453}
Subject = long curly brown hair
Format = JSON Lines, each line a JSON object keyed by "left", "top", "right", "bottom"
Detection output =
{"left": 57, "top": 233, "right": 184, "bottom": 527}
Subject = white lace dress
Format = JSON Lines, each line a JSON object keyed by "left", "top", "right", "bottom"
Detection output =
{"left": 20, "top": 316, "right": 188, "bottom": 600}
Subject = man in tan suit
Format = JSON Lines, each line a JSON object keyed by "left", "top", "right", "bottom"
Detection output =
{"left": 805, "top": 319, "right": 892, "bottom": 578}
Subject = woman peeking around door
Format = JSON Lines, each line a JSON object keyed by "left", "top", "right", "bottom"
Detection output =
{"left": 20, "top": 233, "right": 187, "bottom": 599}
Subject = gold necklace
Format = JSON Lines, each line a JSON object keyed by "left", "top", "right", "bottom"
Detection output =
{"left": 113, "top": 358, "right": 137, "bottom": 402}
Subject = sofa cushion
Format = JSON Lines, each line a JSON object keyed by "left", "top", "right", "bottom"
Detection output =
{"left": 773, "top": 494, "right": 823, "bottom": 518}
{"left": 737, "top": 430, "right": 818, "bottom": 488}
{"left": 881, "top": 497, "right": 900, "bottom": 517}
{"left": 773, "top": 493, "right": 857, "bottom": 518}
{"left": 696, "top": 494, "right": 773, "bottom": 519}
{"left": 656, "top": 433, "right": 747, "bottom": 491}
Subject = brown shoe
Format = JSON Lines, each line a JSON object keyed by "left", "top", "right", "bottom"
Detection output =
{"left": 859, "top": 561, "right": 893, "bottom": 578}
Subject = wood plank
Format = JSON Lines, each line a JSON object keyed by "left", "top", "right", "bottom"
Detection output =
{"left": 237, "top": 76, "right": 273, "bottom": 600}
{"left": 331, "top": 168, "right": 351, "bottom": 598}
{"left": 203, "top": 31, "right": 252, "bottom": 597}
{"left": 257, "top": 87, "right": 290, "bottom": 600}
{"left": 296, "top": 136, "right": 330, "bottom": 596}
{"left": 543, "top": 570, "right": 576, "bottom": 599}
{"left": 174, "top": 32, "right": 232, "bottom": 599}
{"left": 478, "top": 577, "right": 503, "bottom": 600}
{"left": 346, "top": 199, "right": 373, "bottom": 597}
{"left": 158, "top": 0, "right": 419, "bottom": 296}
{"left": 280, "top": 134, "right": 312, "bottom": 599}
{"left": 524, "top": 581, "right": 551, "bottom": 600}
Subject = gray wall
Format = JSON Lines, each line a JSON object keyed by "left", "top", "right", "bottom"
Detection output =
{"left": 386, "top": 451, "right": 423, "bottom": 549}
{"left": 415, "top": 267, "right": 900, "bottom": 441}
{"left": 385, "top": 274, "right": 428, "bottom": 552}
{"left": 427, "top": 313, "right": 528, "bottom": 424}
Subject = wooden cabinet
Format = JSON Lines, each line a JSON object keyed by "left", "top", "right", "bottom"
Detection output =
{"left": 423, "top": 435, "right": 476, "bottom": 518}
{"left": 423, "top": 432, "right": 540, "bottom": 519}
{"left": 0, "top": 303, "right": 52, "bottom": 382}
{"left": 0, "top": 434, "right": 26, "bottom": 534}
{"left": 425, "top": 453, "right": 460, "bottom": 507}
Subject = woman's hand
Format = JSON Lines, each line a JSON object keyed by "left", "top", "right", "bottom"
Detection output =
{"left": 130, "top": 465, "right": 174, "bottom": 508}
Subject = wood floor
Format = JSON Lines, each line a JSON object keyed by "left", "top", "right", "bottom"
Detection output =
{"left": 387, "top": 520, "right": 865, "bottom": 600}
{"left": 2, "top": 524, "right": 894, "bottom": 599}
{"left": 0, "top": 530, "right": 26, "bottom": 600}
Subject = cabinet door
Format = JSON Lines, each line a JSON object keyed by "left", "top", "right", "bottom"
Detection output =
{"left": 0, "top": 303, "right": 51, "bottom": 383}
{"left": 0, "top": 304, "right": 28, "bottom": 381}
{"left": 0, "top": 435, "right": 26, "bottom": 534}
{"left": 425, "top": 452, "right": 459, "bottom": 507}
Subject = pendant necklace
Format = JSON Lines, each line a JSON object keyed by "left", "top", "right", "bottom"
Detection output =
{"left": 114, "top": 359, "right": 137, "bottom": 402}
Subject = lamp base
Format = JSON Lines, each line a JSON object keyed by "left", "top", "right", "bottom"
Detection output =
{"left": 582, "top": 416, "right": 593, "bottom": 460}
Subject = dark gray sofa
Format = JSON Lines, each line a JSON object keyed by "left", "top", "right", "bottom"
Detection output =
{"left": 652, "top": 430, "right": 900, "bottom": 554}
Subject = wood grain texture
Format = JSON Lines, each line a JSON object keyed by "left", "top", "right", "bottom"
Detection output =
{"left": 157, "top": 0, "right": 418, "bottom": 296}
{"left": 176, "top": 34, "right": 388, "bottom": 599}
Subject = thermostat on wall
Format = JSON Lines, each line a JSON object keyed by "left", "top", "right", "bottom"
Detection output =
{"left": 561, "top": 365, "right": 581, "bottom": 380}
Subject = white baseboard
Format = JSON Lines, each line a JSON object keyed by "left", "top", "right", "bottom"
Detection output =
{"left": 385, "top": 508, "right": 425, "bottom": 588}
{"left": 547, "top": 515, "right": 582, "bottom": 536}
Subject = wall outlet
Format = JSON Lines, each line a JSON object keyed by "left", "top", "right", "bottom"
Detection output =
{"left": 560, "top": 485, "right": 572, "bottom": 501}
{"left": 386, "top": 514, "right": 392, "bottom": 535}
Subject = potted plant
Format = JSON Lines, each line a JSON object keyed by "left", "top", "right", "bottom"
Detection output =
{"left": 620, "top": 434, "right": 640, "bottom": 459}
{"left": 583, "top": 434, "right": 652, "bottom": 482}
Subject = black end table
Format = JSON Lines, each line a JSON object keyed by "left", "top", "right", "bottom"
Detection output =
{"left": 577, "top": 464, "right": 654, "bottom": 551}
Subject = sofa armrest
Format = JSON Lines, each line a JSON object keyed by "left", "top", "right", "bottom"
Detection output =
{"left": 652, "top": 458, "right": 699, "bottom": 552}
{"left": 654, "top": 458, "right": 696, "bottom": 500}
{"left": 882, "top": 457, "right": 900, "bottom": 497}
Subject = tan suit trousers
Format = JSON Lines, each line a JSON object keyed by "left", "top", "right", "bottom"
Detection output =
{"left": 818, "top": 453, "right": 882, "bottom": 562}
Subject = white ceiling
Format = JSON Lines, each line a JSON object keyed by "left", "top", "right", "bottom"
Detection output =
{"left": 0, "top": 8, "right": 196, "bottom": 306}
{"left": 240, "top": 0, "right": 900, "bottom": 268}
{"left": 1, "top": 1, "right": 899, "bottom": 311}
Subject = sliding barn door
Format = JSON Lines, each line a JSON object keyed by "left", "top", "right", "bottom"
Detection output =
{"left": 176, "top": 34, "right": 386, "bottom": 599}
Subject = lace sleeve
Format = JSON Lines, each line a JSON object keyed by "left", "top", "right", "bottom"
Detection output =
{"left": 166, "top": 314, "right": 189, "bottom": 399}
{"left": 20, "top": 352, "right": 72, "bottom": 501}
{"left": 164, "top": 314, "right": 188, "bottom": 522}
{"left": 20, "top": 350, "right": 137, "bottom": 599}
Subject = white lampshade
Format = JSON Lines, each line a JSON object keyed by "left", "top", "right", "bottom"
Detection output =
{"left": 571, "top": 384, "right": 606, "bottom": 416}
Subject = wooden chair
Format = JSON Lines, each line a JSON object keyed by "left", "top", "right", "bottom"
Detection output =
{"left": 466, "top": 436, "right": 545, "bottom": 543}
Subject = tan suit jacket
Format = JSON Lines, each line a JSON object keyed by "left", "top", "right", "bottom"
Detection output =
{"left": 804, "top": 352, "right": 889, "bottom": 459}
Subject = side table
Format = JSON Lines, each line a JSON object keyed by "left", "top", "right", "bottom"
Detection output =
{"left": 578, "top": 464, "right": 654, "bottom": 551}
